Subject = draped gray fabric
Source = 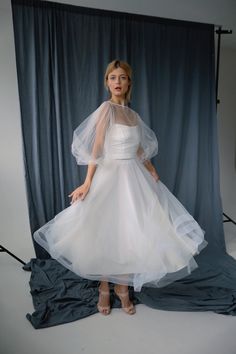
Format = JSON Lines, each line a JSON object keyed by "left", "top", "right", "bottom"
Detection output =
{"left": 12, "top": 0, "right": 236, "bottom": 327}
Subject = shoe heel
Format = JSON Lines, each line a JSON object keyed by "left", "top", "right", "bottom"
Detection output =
{"left": 114, "top": 288, "right": 136, "bottom": 315}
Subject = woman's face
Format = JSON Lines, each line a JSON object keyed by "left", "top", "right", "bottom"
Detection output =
{"left": 107, "top": 67, "right": 130, "bottom": 99}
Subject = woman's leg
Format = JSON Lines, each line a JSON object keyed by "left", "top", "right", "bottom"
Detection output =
{"left": 97, "top": 280, "right": 111, "bottom": 315}
{"left": 114, "top": 283, "right": 136, "bottom": 314}
{"left": 99, "top": 280, "right": 110, "bottom": 290}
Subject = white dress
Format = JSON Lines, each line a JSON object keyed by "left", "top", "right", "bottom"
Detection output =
{"left": 34, "top": 100, "right": 208, "bottom": 292}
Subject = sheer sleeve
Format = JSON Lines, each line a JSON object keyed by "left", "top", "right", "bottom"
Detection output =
{"left": 136, "top": 113, "right": 158, "bottom": 162}
{"left": 71, "top": 101, "right": 111, "bottom": 165}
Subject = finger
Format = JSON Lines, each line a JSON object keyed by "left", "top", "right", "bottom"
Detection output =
{"left": 72, "top": 194, "right": 79, "bottom": 202}
{"left": 69, "top": 192, "right": 76, "bottom": 198}
{"left": 71, "top": 190, "right": 79, "bottom": 196}
{"left": 70, "top": 194, "right": 75, "bottom": 200}
{"left": 69, "top": 188, "right": 81, "bottom": 197}
{"left": 81, "top": 191, "right": 88, "bottom": 200}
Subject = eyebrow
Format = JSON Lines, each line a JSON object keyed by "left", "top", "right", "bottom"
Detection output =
{"left": 109, "top": 74, "right": 127, "bottom": 77}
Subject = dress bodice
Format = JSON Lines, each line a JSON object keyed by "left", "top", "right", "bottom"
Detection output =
{"left": 104, "top": 123, "right": 140, "bottom": 160}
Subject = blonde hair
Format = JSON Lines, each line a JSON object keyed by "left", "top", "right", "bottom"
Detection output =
{"left": 104, "top": 59, "right": 132, "bottom": 103}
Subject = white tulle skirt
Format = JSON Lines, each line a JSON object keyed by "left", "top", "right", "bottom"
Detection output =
{"left": 33, "top": 157, "right": 208, "bottom": 292}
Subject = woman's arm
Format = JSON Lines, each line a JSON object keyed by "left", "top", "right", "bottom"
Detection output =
{"left": 68, "top": 161, "right": 98, "bottom": 204}
{"left": 143, "top": 160, "right": 160, "bottom": 181}
{"left": 69, "top": 111, "right": 108, "bottom": 203}
{"left": 137, "top": 145, "right": 160, "bottom": 181}
{"left": 84, "top": 163, "right": 97, "bottom": 184}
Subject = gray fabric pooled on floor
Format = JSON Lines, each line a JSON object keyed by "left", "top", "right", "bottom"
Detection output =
{"left": 24, "top": 253, "right": 236, "bottom": 329}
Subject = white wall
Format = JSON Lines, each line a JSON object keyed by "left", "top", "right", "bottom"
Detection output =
{"left": 218, "top": 46, "right": 236, "bottom": 219}
{"left": 0, "top": 0, "right": 235, "bottom": 263}
{"left": 0, "top": 0, "right": 33, "bottom": 261}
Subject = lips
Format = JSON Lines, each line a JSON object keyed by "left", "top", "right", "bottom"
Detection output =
{"left": 115, "top": 87, "right": 121, "bottom": 90}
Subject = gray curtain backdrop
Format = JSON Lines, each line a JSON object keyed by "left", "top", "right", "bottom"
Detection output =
{"left": 12, "top": 0, "right": 236, "bottom": 328}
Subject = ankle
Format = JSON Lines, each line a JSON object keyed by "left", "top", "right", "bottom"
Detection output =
{"left": 99, "top": 281, "right": 110, "bottom": 292}
{"left": 114, "top": 284, "right": 128, "bottom": 293}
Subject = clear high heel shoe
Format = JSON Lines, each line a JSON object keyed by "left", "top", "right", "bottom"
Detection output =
{"left": 114, "top": 286, "right": 136, "bottom": 315}
{"left": 97, "top": 287, "right": 111, "bottom": 315}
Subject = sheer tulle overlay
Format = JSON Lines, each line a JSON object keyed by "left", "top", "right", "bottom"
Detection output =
{"left": 34, "top": 101, "right": 208, "bottom": 292}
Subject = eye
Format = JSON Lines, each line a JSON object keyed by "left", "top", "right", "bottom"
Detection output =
{"left": 109, "top": 75, "right": 127, "bottom": 80}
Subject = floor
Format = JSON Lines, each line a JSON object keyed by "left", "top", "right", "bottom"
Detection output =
{"left": 1, "top": 222, "right": 236, "bottom": 354}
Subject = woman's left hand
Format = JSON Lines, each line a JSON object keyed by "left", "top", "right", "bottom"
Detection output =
{"left": 150, "top": 168, "right": 160, "bottom": 182}
{"left": 143, "top": 160, "right": 160, "bottom": 182}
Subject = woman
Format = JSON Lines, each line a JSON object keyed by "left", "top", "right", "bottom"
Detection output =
{"left": 34, "top": 59, "right": 208, "bottom": 316}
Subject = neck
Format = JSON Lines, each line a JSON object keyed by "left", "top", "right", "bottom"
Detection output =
{"left": 110, "top": 97, "right": 127, "bottom": 106}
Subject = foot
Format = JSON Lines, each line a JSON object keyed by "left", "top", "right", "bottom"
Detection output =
{"left": 114, "top": 285, "right": 136, "bottom": 315}
{"left": 97, "top": 286, "right": 111, "bottom": 315}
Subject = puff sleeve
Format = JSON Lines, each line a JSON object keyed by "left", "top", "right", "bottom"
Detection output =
{"left": 71, "top": 101, "right": 111, "bottom": 165}
{"left": 136, "top": 114, "right": 159, "bottom": 162}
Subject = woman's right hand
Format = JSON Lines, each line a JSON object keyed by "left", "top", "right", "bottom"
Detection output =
{"left": 68, "top": 181, "right": 91, "bottom": 204}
